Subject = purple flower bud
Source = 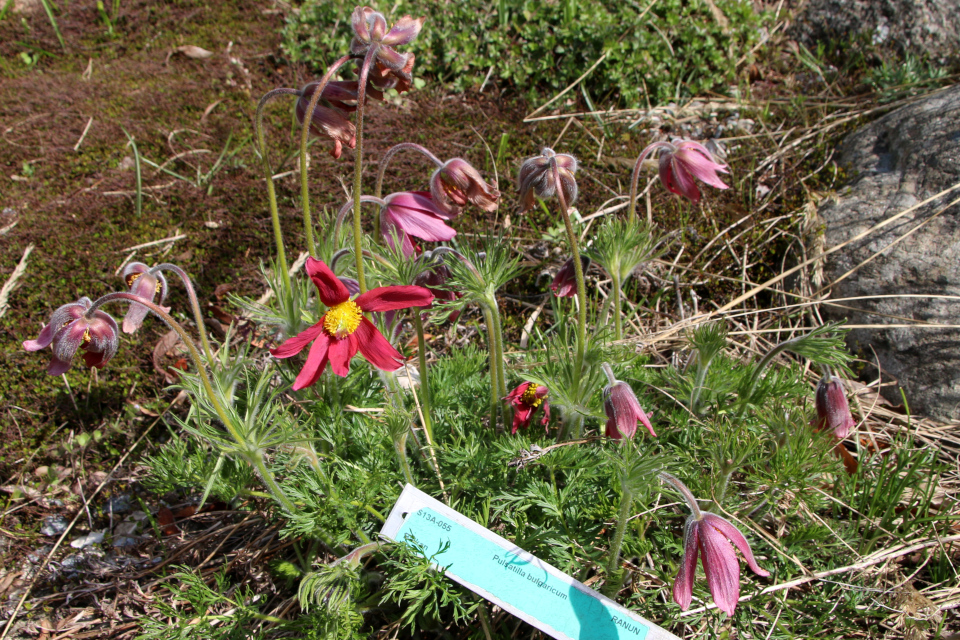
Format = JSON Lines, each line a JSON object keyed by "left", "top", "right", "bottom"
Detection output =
{"left": 121, "top": 262, "right": 169, "bottom": 334}
{"left": 517, "top": 148, "right": 578, "bottom": 212}
{"left": 603, "top": 380, "right": 655, "bottom": 439}
{"left": 23, "top": 298, "right": 120, "bottom": 375}
{"left": 658, "top": 140, "right": 729, "bottom": 204}
{"left": 505, "top": 382, "right": 550, "bottom": 434}
{"left": 381, "top": 191, "right": 456, "bottom": 258}
{"left": 815, "top": 375, "right": 855, "bottom": 439}
{"left": 429, "top": 158, "right": 500, "bottom": 216}
{"left": 550, "top": 256, "right": 590, "bottom": 298}
{"left": 673, "top": 512, "right": 770, "bottom": 616}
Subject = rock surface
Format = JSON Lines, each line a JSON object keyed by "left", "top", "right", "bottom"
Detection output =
{"left": 819, "top": 84, "right": 960, "bottom": 420}
{"left": 789, "top": 0, "right": 960, "bottom": 62}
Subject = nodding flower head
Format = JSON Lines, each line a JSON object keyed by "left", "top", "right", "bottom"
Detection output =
{"left": 602, "top": 377, "right": 656, "bottom": 439}
{"left": 120, "top": 262, "right": 168, "bottom": 334}
{"left": 350, "top": 7, "right": 424, "bottom": 91}
{"left": 505, "top": 382, "right": 550, "bottom": 434}
{"left": 23, "top": 298, "right": 120, "bottom": 375}
{"left": 815, "top": 375, "right": 855, "bottom": 439}
{"left": 658, "top": 140, "right": 729, "bottom": 204}
{"left": 430, "top": 158, "right": 500, "bottom": 216}
{"left": 517, "top": 147, "right": 578, "bottom": 212}
{"left": 296, "top": 82, "right": 364, "bottom": 159}
{"left": 551, "top": 255, "right": 590, "bottom": 298}
{"left": 381, "top": 191, "right": 457, "bottom": 258}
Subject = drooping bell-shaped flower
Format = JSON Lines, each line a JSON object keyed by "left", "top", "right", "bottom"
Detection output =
{"left": 296, "top": 82, "right": 359, "bottom": 159}
{"left": 815, "top": 375, "right": 855, "bottom": 439}
{"left": 23, "top": 298, "right": 120, "bottom": 375}
{"left": 658, "top": 140, "right": 729, "bottom": 204}
{"left": 517, "top": 148, "right": 578, "bottom": 212}
{"left": 120, "top": 262, "right": 168, "bottom": 334}
{"left": 430, "top": 158, "right": 500, "bottom": 216}
{"left": 505, "top": 382, "right": 550, "bottom": 434}
{"left": 603, "top": 379, "right": 656, "bottom": 439}
{"left": 381, "top": 191, "right": 457, "bottom": 258}
{"left": 551, "top": 255, "right": 590, "bottom": 298}
{"left": 350, "top": 6, "right": 424, "bottom": 91}
{"left": 673, "top": 512, "right": 770, "bottom": 616}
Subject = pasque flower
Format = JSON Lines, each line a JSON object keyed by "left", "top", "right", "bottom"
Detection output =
{"left": 381, "top": 191, "right": 457, "bottom": 258}
{"left": 658, "top": 140, "right": 729, "bottom": 204}
{"left": 551, "top": 256, "right": 590, "bottom": 298}
{"left": 673, "top": 511, "right": 770, "bottom": 616}
{"left": 601, "top": 364, "right": 655, "bottom": 439}
{"left": 295, "top": 82, "right": 360, "bottom": 159}
{"left": 430, "top": 158, "right": 500, "bottom": 216}
{"left": 815, "top": 374, "right": 855, "bottom": 439}
{"left": 271, "top": 258, "right": 433, "bottom": 388}
{"left": 350, "top": 6, "right": 424, "bottom": 90}
{"left": 505, "top": 382, "right": 550, "bottom": 434}
{"left": 23, "top": 298, "right": 120, "bottom": 375}
{"left": 120, "top": 262, "right": 168, "bottom": 334}
{"left": 517, "top": 148, "right": 578, "bottom": 212}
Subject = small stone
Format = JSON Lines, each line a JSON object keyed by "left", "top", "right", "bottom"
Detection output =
{"left": 70, "top": 531, "right": 104, "bottom": 549}
{"left": 40, "top": 515, "right": 68, "bottom": 537}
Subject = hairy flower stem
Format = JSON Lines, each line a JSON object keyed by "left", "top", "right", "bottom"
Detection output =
{"left": 88, "top": 293, "right": 296, "bottom": 512}
{"left": 627, "top": 142, "right": 671, "bottom": 222}
{"left": 611, "top": 272, "right": 623, "bottom": 341}
{"left": 351, "top": 48, "right": 378, "bottom": 294}
{"left": 154, "top": 263, "right": 214, "bottom": 363}
{"left": 412, "top": 313, "right": 435, "bottom": 443}
{"left": 298, "top": 54, "right": 352, "bottom": 259}
{"left": 740, "top": 334, "right": 809, "bottom": 410}
{"left": 254, "top": 87, "right": 299, "bottom": 293}
{"left": 557, "top": 410, "right": 584, "bottom": 442}
{"left": 602, "top": 486, "right": 634, "bottom": 597}
{"left": 488, "top": 296, "right": 508, "bottom": 400}
{"left": 553, "top": 166, "right": 587, "bottom": 394}
{"left": 658, "top": 471, "right": 703, "bottom": 519}
{"left": 394, "top": 438, "right": 415, "bottom": 486}
{"left": 374, "top": 142, "right": 443, "bottom": 203}
{"left": 481, "top": 305, "right": 501, "bottom": 432}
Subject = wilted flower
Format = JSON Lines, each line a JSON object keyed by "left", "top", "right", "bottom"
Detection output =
{"left": 296, "top": 82, "right": 360, "bottom": 159}
{"left": 550, "top": 255, "right": 590, "bottom": 298}
{"left": 23, "top": 298, "right": 120, "bottom": 375}
{"left": 815, "top": 375, "right": 855, "bottom": 439}
{"left": 271, "top": 259, "right": 433, "bottom": 388}
{"left": 603, "top": 379, "right": 656, "bottom": 439}
{"left": 350, "top": 6, "right": 424, "bottom": 91}
{"left": 673, "top": 511, "right": 770, "bottom": 616}
{"left": 120, "top": 262, "right": 168, "bottom": 334}
{"left": 430, "top": 158, "right": 499, "bottom": 216}
{"left": 517, "top": 148, "right": 578, "bottom": 212}
{"left": 505, "top": 382, "right": 550, "bottom": 434}
{"left": 658, "top": 140, "right": 729, "bottom": 204}
{"left": 381, "top": 192, "right": 456, "bottom": 258}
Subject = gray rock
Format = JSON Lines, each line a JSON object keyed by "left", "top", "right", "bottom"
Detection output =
{"left": 40, "top": 515, "right": 68, "bottom": 537}
{"left": 818, "top": 84, "right": 960, "bottom": 420}
{"left": 789, "top": 0, "right": 960, "bottom": 62}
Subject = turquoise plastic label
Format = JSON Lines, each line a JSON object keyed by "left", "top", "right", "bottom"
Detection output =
{"left": 382, "top": 485, "right": 678, "bottom": 640}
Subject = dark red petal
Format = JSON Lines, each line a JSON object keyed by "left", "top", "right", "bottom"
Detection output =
{"left": 355, "top": 318, "right": 404, "bottom": 371}
{"left": 328, "top": 334, "right": 359, "bottom": 377}
{"left": 673, "top": 516, "right": 700, "bottom": 611}
{"left": 305, "top": 258, "right": 350, "bottom": 307}
{"left": 271, "top": 322, "right": 324, "bottom": 359}
{"left": 699, "top": 518, "right": 742, "bottom": 615}
{"left": 355, "top": 286, "right": 434, "bottom": 312}
{"left": 47, "top": 354, "right": 72, "bottom": 376}
{"left": 292, "top": 331, "right": 331, "bottom": 390}
{"left": 702, "top": 513, "right": 769, "bottom": 577}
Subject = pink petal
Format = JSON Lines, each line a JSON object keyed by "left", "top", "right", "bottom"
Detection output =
{"left": 702, "top": 513, "right": 769, "bottom": 577}
{"left": 675, "top": 147, "right": 729, "bottom": 189}
{"left": 292, "top": 331, "right": 331, "bottom": 390}
{"left": 381, "top": 15, "right": 424, "bottom": 46}
{"left": 351, "top": 6, "right": 371, "bottom": 42}
{"left": 23, "top": 323, "right": 55, "bottom": 351}
{"left": 383, "top": 201, "right": 456, "bottom": 242}
{"left": 47, "top": 355, "right": 72, "bottom": 376}
{"left": 662, "top": 156, "right": 701, "bottom": 203}
{"left": 698, "top": 518, "right": 742, "bottom": 615}
{"left": 328, "top": 334, "right": 358, "bottom": 377}
{"left": 271, "top": 323, "right": 324, "bottom": 359}
{"left": 355, "top": 318, "right": 404, "bottom": 371}
{"left": 52, "top": 321, "right": 89, "bottom": 366}
{"left": 355, "top": 286, "right": 434, "bottom": 312}
{"left": 673, "top": 516, "right": 700, "bottom": 611}
{"left": 305, "top": 258, "right": 350, "bottom": 307}
{"left": 375, "top": 47, "right": 411, "bottom": 72}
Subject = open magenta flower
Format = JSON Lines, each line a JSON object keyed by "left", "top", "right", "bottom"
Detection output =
{"left": 673, "top": 511, "right": 770, "bottom": 616}
{"left": 517, "top": 148, "right": 578, "bottom": 212}
{"left": 23, "top": 298, "right": 120, "bottom": 375}
{"left": 271, "top": 258, "right": 433, "bottom": 388}
{"left": 658, "top": 140, "right": 729, "bottom": 204}
{"left": 381, "top": 191, "right": 456, "bottom": 258}
{"left": 551, "top": 256, "right": 590, "bottom": 298}
{"left": 815, "top": 374, "right": 855, "bottom": 439}
{"left": 120, "top": 262, "right": 168, "bottom": 334}
{"left": 505, "top": 382, "right": 550, "bottom": 434}
{"left": 350, "top": 6, "right": 424, "bottom": 89}
{"left": 430, "top": 158, "right": 500, "bottom": 216}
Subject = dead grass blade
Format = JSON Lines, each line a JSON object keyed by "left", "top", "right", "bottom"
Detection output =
{"left": 0, "top": 244, "right": 34, "bottom": 319}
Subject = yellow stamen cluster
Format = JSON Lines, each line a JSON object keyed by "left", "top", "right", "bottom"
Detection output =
{"left": 80, "top": 328, "right": 92, "bottom": 347}
{"left": 441, "top": 178, "right": 465, "bottom": 201}
{"left": 323, "top": 300, "right": 363, "bottom": 339}
{"left": 520, "top": 384, "right": 545, "bottom": 408}
{"left": 125, "top": 272, "right": 162, "bottom": 296}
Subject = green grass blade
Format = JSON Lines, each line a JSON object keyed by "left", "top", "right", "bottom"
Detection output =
{"left": 37, "top": 0, "right": 65, "bottom": 50}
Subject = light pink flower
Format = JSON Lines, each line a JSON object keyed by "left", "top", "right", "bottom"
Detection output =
{"left": 815, "top": 375, "right": 855, "bottom": 439}
{"left": 23, "top": 298, "right": 120, "bottom": 375}
{"left": 430, "top": 158, "right": 500, "bottom": 216}
{"left": 120, "top": 262, "right": 169, "bottom": 334}
{"left": 381, "top": 191, "right": 456, "bottom": 258}
{"left": 658, "top": 141, "right": 729, "bottom": 204}
{"left": 673, "top": 512, "right": 770, "bottom": 616}
{"left": 350, "top": 7, "right": 424, "bottom": 91}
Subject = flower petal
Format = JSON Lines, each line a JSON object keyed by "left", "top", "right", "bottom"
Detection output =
{"left": 305, "top": 258, "right": 350, "bottom": 307}
{"left": 673, "top": 516, "right": 700, "bottom": 611}
{"left": 23, "top": 323, "right": 55, "bottom": 351}
{"left": 328, "top": 334, "right": 359, "bottom": 377}
{"left": 355, "top": 318, "right": 404, "bottom": 371}
{"left": 511, "top": 406, "right": 533, "bottom": 434}
{"left": 698, "top": 518, "right": 742, "bottom": 616}
{"left": 702, "top": 513, "right": 769, "bottom": 577}
{"left": 47, "top": 354, "right": 72, "bottom": 376}
{"left": 381, "top": 15, "right": 424, "bottom": 46}
{"left": 271, "top": 322, "right": 324, "bottom": 359}
{"left": 351, "top": 6, "right": 371, "bottom": 43}
{"left": 292, "top": 331, "right": 331, "bottom": 390}
{"left": 355, "top": 285, "right": 434, "bottom": 312}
